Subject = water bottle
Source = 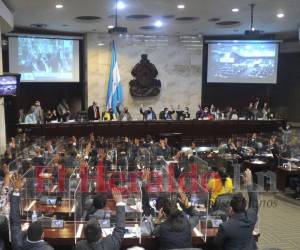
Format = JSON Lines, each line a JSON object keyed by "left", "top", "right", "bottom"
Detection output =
{"left": 32, "top": 211, "right": 37, "bottom": 222}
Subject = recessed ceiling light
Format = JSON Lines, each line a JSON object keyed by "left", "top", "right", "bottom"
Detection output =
{"left": 232, "top": 8, "right": 239, "bottom": 12}
{"left": 117, "top": 1, "right": 125, "bottom": 10}
{"left": 108, "top": 25, "right": 114, "bottom": 29}
{"left": 154, "top": 20, "right": 163, "bottom": 27}
{"left": 177, "top": 4, "right": 185, "bottom": 9}
{"left": 277, "top": 12, "right": 285, "bottom": 18}
{"left": 55, "top": 4, "right": 63, "bottom": 9}
{"left": 98, "top": 43, "right": 104, "bottom": 46}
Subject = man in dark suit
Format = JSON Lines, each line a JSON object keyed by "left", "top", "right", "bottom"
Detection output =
{"left": 10, "top": 174, "right": 54, "bottom": 250}
{"left": 88, "top": 102, "right": 100, "bottom": 121}
{"left": 159, "top": 107, "right": 175, "bottom": 120}
{"left": 139, "top": 105, "right": 157, "bottom": 121}
{"left": 214, "top": 169, "right": 258, "bottom": 250}
{"left": 75, "top": 188, "right": 126, "bottom": 250}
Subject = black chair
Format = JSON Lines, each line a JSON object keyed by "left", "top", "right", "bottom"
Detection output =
{"left": 211, "top": 193, "right": 234, "bottom": 221}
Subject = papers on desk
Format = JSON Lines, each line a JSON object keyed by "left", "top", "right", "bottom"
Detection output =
{"left": 250, "top": 159, "right": 266, "bottom": 165}
{"left": 287, "top": 157, "right": 300, "bottom": 162}
{"left": 102, "top": 225, "right": 140, "bottom": 238}
{"left": 258, "top": 153, "right": 274, "bottom": 158}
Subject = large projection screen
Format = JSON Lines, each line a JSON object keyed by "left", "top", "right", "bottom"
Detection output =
{"left": 207, "top": 41, "right": 279, "bottom": 84}
{"left": 9, "top": 36, "right": 80, "bottom": 82}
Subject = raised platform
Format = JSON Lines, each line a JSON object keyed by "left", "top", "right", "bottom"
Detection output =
{"left": 16, "top": 119, "right": 286, "bottom": 139}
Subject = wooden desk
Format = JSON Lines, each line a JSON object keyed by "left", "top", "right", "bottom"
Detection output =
{"left": 21, "top": 220, "right": 259, "bottom": 250}
{"left": 276, "top": 166, "right": 300, "bottom": 191}
{"left": 22, "top": 199, "right": 75, "bottom": 214}
{"left": 21, "top": 221, "right": 207, "bottom": 249}
{"left": 17, "top": 120, "right": 285, "bottom": 139}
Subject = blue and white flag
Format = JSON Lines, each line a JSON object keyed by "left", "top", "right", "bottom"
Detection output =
{"left": 105, "top": 41, "right": 124, "bottom": 113}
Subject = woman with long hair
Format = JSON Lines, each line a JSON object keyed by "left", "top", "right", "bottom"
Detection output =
{"left": 208, "top": 167, "right": 233, "bottom": 206}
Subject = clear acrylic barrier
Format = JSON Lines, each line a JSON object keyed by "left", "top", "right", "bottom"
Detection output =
{"left": 20, "top": 161, "right": 78, "bottom": 221}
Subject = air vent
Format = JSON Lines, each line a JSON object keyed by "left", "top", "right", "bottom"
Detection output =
{"left": 30, "top": 23, "right": 48, "bottom": 29}
{"left": 76, "top": 16, "right": 101, "bottom": 22}
{"left": 216, "top": 21, "right": 241, "bottom": 27}
{"left": 176, "top": 17, "right": 199, "bottom": 22}
{"left": 140, "top": 25, "right": 157, "bottom": 30}
{"left": 108, "top": 14, "right": 120, "bottom": 19}
{"left": 127, "top": 14, "right": 152, "bottom": 20}
{"left": 162, "top": 15, "right": 175, "bottom": 19}
{"left": 208, "top": 18, "right": 221, "bottom": 22}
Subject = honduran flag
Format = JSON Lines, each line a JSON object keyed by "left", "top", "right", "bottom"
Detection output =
{"left": 105, "top": 41, "right": 124, "bottom": 113}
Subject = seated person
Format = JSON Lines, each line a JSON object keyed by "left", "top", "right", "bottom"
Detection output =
{"left": 33, "top": 100, "right": 44, "bottom": 124}
{"left": 230, "top": 109, "right": 239, "bottom": 120}
{"left": 44, "top": 110, "right": 58, "bottom": 123}
{"left": 57, "top": 99, "right": 71, "bottom": 122}
{"left": 0, "top": 164, "right": 10, "bottom": 189}
{"left": 102, "top": 108, "right": 116, "bottom": 121}
{"left": 159, "top": 107, "right": 175, "bottom": 120}
{"left": 116, "top": 103, "right": 132, "bottom": 121}
{"left": 154, "top": 137, "right": 172, "bottom": 160}
{"left": 18, "top": 109, "right": 25, "bottom": 124}
{"left": 225, "top": 138, "right": 238, "bottom": 154}
{"left": 248, "top": 133, "right": 258, "bottom": 152}
{"left": 75, "top": 188, "right": 126, "bottom": 250}
{"left": 176, "top": 106, "right": 191, "bottom": 120}
{"left": 195, "top": 105, "right": 203, "bottom": 120}
{"left": 10, "top": 173, "right": 54, "bottom": 250}
{"left": 214, "top": 169, "right": 258, "bottom": 250}
{"left": 153, "top": 188, "right": 200, "bottom": 249}
{"left": 289, "top": 175, "right": 300, "bottom": 199}
{"left": 31, "top": 147, "right": 45, "bottom": 166}
{"left": 85, "top": 193, "right": 108, "bottom": 220}
{"left": 208, "top": 167, "right": 233, "bottom": 206}
{"left": 202, "top": 106, "right": 212, "bottom": 120}
{"left": 225, "top": 107, "right": 233, "bottom": 120}
{"left": 24, "top": 106, "right": 37, "bottom": 124}
{"left": 139, "top": 105, "right": 157, "bottom": 121}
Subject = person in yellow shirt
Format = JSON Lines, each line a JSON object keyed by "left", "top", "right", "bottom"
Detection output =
{"left": 102, "top": 108, "right": 116, "bottom": 121}
{"left": 208, "top": 167, "right": 233, "bottom": 206}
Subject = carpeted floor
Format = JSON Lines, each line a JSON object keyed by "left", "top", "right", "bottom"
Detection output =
{"left": 257, "top": 192, "right": 300, "bottom": 250}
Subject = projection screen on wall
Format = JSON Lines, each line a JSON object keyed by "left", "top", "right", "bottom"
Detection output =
{"left": 9, "top": 35, "right": 80, "bottom": 82}
{"left": 207, "top": 40, "right": 279, "bottom": 84}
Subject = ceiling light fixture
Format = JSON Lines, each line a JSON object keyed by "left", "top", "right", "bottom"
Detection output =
{"left": 108, "top": 25, "right": 114, "bottom": 29}
{"left": 55, "top": 4, "right": 63, "bottom": 9}
{"left": 177, "top": 4, "right": 185, "bottom": 9}
{"left": 98, "top": 43, "right": 104, "bottom": 46}
{"left": 277, "top": 12, "right": 285, "bottom": 18}
{"left": 232, "top": 8, "right": 239, "bottom": 12}
{"left": 154, "top": 20, "right": 163, "bottom": 27}
{"left": 117, "top": 1, "right": 125, "bottom": 10}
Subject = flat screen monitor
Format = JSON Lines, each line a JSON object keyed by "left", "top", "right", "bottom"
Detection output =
{"left": 8, "top": 35, "right": 80, "bottom": 82}
{"left": 206, "top": 40, "right": 279, "bottom": 84}
{"left": 0, "top": 75, "right": 18, "bottom": 96}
